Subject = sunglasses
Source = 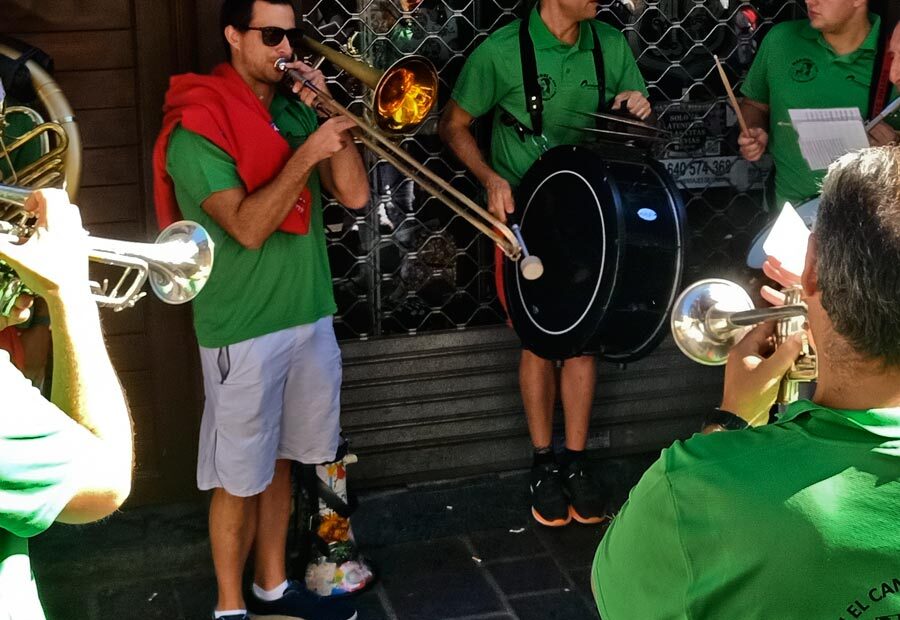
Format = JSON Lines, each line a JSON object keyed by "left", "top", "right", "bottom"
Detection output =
{"left": 245, "top": 26, "right": 303, "bottom": 47}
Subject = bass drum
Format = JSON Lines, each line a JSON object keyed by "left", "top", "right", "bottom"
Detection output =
{"left": 503, "top": 144, "right": 686, "bottom": 362}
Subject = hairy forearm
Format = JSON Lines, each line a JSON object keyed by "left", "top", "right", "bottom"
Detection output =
{"left": 740, "top": 99, "right": 770, "bottom": 131}
{"left": 47, "top": 290, "right": 132, "bottom": 471}
{"left": 440, "top": 123, "right": 498, "bottom": 186}
{"left": 324, "top": 142, "right": 370, "bottom": 209}
{"left": 233, "top": 145, "right": 320, "bottom": 246}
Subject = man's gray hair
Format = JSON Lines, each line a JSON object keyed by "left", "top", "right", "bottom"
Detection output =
{"left": 817, "top": 146, "right": 900, "bottom": 366}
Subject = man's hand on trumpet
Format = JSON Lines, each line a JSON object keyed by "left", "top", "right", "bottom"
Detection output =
{"left": 0, "top": 189, "right": 90, "bottom": 303}
{"left": 720, "top": 321, "right": 804, "bottom": 427}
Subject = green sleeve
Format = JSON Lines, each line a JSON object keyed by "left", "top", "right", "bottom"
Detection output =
{"left": 0, "top": 353, "right": 88, "bottom": 538}
{"left": 591, "top": 453, "right": 691, "bottom": 619}
{"left": 451, "top": 37, "right": 505, "bottom": 118}
{"left": 740, "top": 30, "right": 772, "bottom": 104}
{"left": 599, "top": 24, "right": 649, "bottom": 98}
{"left": 166, "top": 125, "right": 243, "bottom": 207}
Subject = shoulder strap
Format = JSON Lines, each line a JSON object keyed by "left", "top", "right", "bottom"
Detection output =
{"left": 590, "top": 22, "right": 606, "bottom": 113}
{"left": 519, "top": 17, "right": 543, "bottom": 136}
{"left": 518, "top": 18, "right": 608, "bottom": 135}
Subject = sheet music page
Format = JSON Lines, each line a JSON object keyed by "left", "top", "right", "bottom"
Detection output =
{"left": 788, "top": 108, "right": 869, "bottom": 171}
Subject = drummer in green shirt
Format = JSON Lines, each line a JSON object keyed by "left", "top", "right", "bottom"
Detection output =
{"left": 592, "top": 145, "right": 900, "bottom": 619}
{"left": 439, "top": 0, "right": 649, "bottom": 528}
{"left": 738, "top": 0, "right": 898, "bottom": 209}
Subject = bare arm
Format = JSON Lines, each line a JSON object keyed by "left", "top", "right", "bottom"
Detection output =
{"left": 737, "top": 98, "right": 770, "bottom": 162}
{"left": 438, "top": 100, "right": 514, "bottom": 222}
{"left": 317, "top": 138, "right": 370, "bottom": 210}
{"left": 199, "top": 116, "right": 358, "bottom": 249}
{"left": 740, "top": 98, "right": 770, "bottom": 130}
{"left": 0, "top": 190, "right": 133, "bottom": 524}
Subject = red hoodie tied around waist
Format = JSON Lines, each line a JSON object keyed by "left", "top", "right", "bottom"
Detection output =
{"left": 153, "top": 62, "right": 312, "bottom": 234}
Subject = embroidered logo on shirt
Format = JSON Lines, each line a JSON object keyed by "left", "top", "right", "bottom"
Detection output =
{"left": 580, "top": 80, "right": 600, "bottom": 90}
{"left": 791, "top": 58, "right": 819, "bottom": 83}
{"left": 538, "top": 74, "right": 558, "bottom": 100}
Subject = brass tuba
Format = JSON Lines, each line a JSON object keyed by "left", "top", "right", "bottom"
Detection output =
{"left": 0, "top": 41, "right": 81, "bottom": 197}
{"left": 0, "top": 184, "right": 214, "bottom": 315}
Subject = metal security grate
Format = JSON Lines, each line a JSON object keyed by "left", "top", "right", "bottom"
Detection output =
{"left": 298, "top": 0, "right": 806, "bottom": 341}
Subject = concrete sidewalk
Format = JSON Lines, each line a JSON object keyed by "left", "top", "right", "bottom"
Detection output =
{"left": 31, "top": 454, "right": 656, "bottom": 620}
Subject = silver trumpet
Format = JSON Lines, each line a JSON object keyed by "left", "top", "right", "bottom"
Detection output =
{"left": 671, "top": 278, "right": 817, "bottom": 404}
{"left": 0, "top": 184, "right": 214, "bottom": 313}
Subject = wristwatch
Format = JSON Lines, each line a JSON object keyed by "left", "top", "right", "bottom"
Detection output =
{"left": 701, "top": 408, "right": 749, "bottom": 432}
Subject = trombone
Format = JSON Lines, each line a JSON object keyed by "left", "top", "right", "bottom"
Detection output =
{"left": 280, "top": 35, "right": 544, "bottom": 279}
{"left": 0, "top": 184, "right": 214, "bottom": 315}
{"left": 670, "top": 278, "right": 817, "bottom": 404}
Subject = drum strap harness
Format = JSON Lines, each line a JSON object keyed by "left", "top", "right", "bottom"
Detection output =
{"left": 501, "top": 18, "right": 606, "bottom": 143}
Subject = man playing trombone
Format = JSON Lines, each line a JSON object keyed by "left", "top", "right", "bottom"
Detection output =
{"left": 592, "top": 145, "right": 900, "bottom": 619}
{"left": 153, "top": 1, "right": 369, "bottom": 618}
{"left": 439, "top": 0, "right": 650, "bottom": 528}
{"left": 0, "top": 189, "right": 133, "bottom": 620}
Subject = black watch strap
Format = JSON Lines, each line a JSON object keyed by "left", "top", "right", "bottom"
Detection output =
{"left": 702, "top": 408, "right": 749, "bottom": 432}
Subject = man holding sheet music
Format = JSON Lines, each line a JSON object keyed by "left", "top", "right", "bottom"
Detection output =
{"left": 737, "top": 0, "right": 898, "bottom": 209}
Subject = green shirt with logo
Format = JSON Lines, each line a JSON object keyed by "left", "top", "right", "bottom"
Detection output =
{"left": 592, "top": 399, "right": 900, "bottom": 619}
{"left": 740, "top": 17, "right": 887, "bottom": 207}
{"left": 451, "top": 7, "right": 648, "bottom": 187}
{"left": 166, "top": 93, "right": 337, "bottom": 348}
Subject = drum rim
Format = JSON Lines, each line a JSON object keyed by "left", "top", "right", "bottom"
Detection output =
{"left": 600, "top": 159, "right": 686, "bottom": 362}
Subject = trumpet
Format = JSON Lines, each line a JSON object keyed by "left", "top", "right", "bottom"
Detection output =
{"left": 0, "top": 184, "right": 214, "bottom": 315}
{"left": 278, "top": 35, "right": 544, "bottom": 280}
{"left": 671, "top": 278, "right": 817, "bottom": 404}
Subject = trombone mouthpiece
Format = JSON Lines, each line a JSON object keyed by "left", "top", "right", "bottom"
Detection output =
{"left": 274, "top": 58, "right": 289, "bottom": 72}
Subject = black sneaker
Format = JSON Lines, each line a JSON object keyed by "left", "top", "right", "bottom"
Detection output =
{"left": 247, "top": 580, "right": 358, "bottom": 620}
{"left": 213, "top": 614, "right": 249, "bottom": 620}
{"left": 530, "top": 462, "right": 571, "bottom": 527}
{"left": 562, "top": 460, "right": 607, "bottom": 524}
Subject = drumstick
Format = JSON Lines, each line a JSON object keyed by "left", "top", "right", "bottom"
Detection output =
{"left": 865, "top": 96, "right": 900, "bottom": 132}
{"left": 713, "top": 55, "right": 750, "bottom": 136}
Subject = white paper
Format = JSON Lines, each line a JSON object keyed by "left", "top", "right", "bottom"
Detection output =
{"left": 788, "top": 107, "right": 869, "bottom": 171}
{"left": 763, "top": 202, "right": 811, "bottom": 276}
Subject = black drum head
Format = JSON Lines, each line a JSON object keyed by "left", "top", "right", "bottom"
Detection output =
{"left": 503, "top": 144, "right": 685, "bottom": 362}
{"left": 504, "top": 146, "right": 621, "bottom": 360}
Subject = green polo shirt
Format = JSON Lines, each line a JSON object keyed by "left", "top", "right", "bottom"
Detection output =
{"left": 166, "top": 93, "right": 337, "bottom": 348}
{"left": 741, "top": 17, "right": 885, "bottom": 207}
{"left": 451, "top": 7, "right": 647, "bottom": 186}
{"left": 592, "top": 399, "right": 900, "bottom": 620}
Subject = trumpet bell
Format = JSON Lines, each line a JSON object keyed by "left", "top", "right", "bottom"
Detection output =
{"left": 373, "top": 56, "right": 438, "bottom": 132}
{"left": 670, "top": 278, "right": 754, "bottom": 366}
{"left": 149, "top": 220, "right": 214, "bottom": 305}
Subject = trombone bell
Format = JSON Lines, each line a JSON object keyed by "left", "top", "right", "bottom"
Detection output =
{"left": 287, "top": 33, "right": 438, "bottom": 133}
{"left": 373, "top": 57, "right": 438, "bottom": 131}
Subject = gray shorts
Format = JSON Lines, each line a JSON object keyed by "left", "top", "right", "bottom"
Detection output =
{"left": 196, "top": 316, "right": 343, "bottom": 497}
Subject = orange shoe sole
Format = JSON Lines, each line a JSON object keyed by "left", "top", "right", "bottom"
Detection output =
{"left": 569, "top": 505, "right": 607, "bottom": 525}
{"left": 532, "top": 506, "right": 572, "bottom": 527}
